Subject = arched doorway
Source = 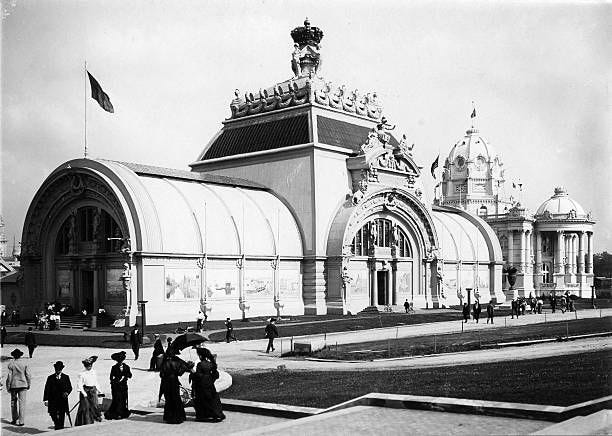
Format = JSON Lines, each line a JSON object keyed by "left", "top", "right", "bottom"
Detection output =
{"left": 53, "top": 206, "right": 126, "bottom": 314}
{"left": 350, "top": 217, "right": 414, "bottom": 305}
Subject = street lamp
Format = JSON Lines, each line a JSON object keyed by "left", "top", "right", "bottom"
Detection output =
{"left": 591, "top": 284, "right": 596, "bottom": 309}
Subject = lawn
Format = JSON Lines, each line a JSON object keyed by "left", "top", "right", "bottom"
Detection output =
{"left": 312, "top": 316, "right": 612, "bottom": 360}
{"left": 221, "top": 350, "right": 611, "bottom": 408}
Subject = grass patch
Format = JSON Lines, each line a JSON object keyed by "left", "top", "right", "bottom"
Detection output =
{"left": 222, "top": 350, "right": 611, "bottom": 408}
{"left": 313, "top": 317, "right": 612, "bottom": 360}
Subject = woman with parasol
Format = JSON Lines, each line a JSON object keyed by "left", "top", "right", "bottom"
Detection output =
{"left": 104, "top": 351, "right": 132, "bottom": 420}
{"left": 159, "top": 340, "right": 195, "bottom": 424}
{"left": 189, "top": 345, "right": 225, "bottom": 422}
{"left": 75, "top": 356, "right": 102, "bottom": 426}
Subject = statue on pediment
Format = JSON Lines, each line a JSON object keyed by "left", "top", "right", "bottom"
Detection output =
{"left": 398, "top": 134, "right": 414, "bottom": 157}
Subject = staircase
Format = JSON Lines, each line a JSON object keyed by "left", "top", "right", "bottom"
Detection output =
{"left": 56, "top": 315, "right": 91, "bottom": 329}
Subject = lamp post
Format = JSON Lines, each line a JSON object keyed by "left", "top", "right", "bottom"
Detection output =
{"left": 137, "top": 300, "right": 148, "bottom": 339}
{"left": 591, "top": 284, "right": 596, "bottom": 309}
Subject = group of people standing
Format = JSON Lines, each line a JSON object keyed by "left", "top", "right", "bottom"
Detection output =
{"left": 462, "top": 301, "right": 495, "bottom": 324}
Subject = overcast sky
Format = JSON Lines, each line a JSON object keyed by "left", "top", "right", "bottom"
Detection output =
{"left": 2, "top": 0, "right": 611, "bottom": 252}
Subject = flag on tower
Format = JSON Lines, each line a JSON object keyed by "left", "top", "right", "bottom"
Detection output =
{"left": 470, "top": 108, "right": 476, "bottom": 119}
{"left": 87, "top": 71, "right": 114, "bottom": 113}
{"left": 430, "top": 154, "right": 439, "bottom": 178}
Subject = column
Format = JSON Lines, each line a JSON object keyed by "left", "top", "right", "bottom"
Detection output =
{"left": 555, "top": 231, "right": 564, "bottom": 274}
{"left": 369, "top": 260, "right": 377, "bottom": 306}
{"left": 391, "top": 262, "right": 397, "bottom": 305}
{"left": 520, "top": 230, "right": 527, "bottom": 272}
{"left": 578, "top": 232, "right": 585, "bottom": 274}
{"left": 535, "top": 231, "right": 542, "bottom": 272}
{"left": 507, "top": 230, "right": 514, "bottom": 265}
{"left": 564, "top": 235, "right": 570, "bottom": 274}
{"left": 92, "top": 267, "right": 99, "bottom": 312}
{"left": 571, "top": 234, "right": 577, "bottom": 275}
{"left": 586, "top": 232, "right": 593, "bottom": 273}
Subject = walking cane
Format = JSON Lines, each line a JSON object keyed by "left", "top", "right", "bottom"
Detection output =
{"left": 67, "top": 400, "right": 79, "bottom": 427}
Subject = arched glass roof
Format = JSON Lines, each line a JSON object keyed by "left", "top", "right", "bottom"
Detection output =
{"left": 62, "top": 159, "right": 302, "bottom": 257}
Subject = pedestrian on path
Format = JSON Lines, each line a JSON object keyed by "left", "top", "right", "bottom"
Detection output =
{"left": 1, "top": 325, "right": 7, "bottom": 347}
{"left": 75, "top": 356, "right": 102, "bottom": 426}
{"left": 25, "top": 327, "right": 37, "bottom": 358}
{"left": 6, "top": 348, "right": 31, "bottom": 426}
{"left": 404, "top": 299, "right": 410, "bottom": 313}
{"left": 224, "top": 318, "right": 237, "bottom": 343}
{"left": 511, "top": 298, "right": 519, "bottom": 319}
{"left": 462, "top": 303, "right": 470, "bottom": 323}
{"left": 550, "top": 294, "right": 557, "bottom": 313}
{"left": 189, "top": 345, "right": 225, "bottom": 422}
{"left": 472, "top": 301, "right": 481, "bottom": 323}
{"left": 159, "top": 348, "right": 193, "bottom": 424}
{"left": 149, "top": 334, "right": 164, "bottom": 371}
{"left": 105, "top": 351, "right": 132, "bottom": 420}
{"left": 130, "top": 324, "right": 142, "bottom": 360}
{"left": 196, "top": 310, "right": 205, "bottom": 332}
{"left": 486, "top": 301, "right": 494, "bottom": 324}
{"left": 265, "top": 318, "right": 279, "bottom": 353}
{"left": 43, "top": 361, "right": 72, "bottom": 430}
{"left": 537, "top": 298, "right": 543, "bottom": 314}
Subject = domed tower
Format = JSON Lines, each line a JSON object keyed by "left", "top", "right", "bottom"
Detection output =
{"left": 439, "top": 126, "right": 511, "bottom": 217}
{"left": 533, "top": 187, "right": 595, "bottom": 296}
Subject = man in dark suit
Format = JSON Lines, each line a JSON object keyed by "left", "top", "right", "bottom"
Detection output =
{"left": 472, "top": 301, "right": 482, "bottom": 323}
{"left": 130, "top": 325, "right": 142, "bottom": 360}
{"left": 43, "top": 361, "right": 72, "bottom": 430}
{"left": 264, "top": 318, "right": 279, "bottom": 353}
{"left": 24, "top": 327, "right": 36, "bottom": 358}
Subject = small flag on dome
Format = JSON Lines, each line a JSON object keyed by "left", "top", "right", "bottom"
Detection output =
{"left": 87, "top": 71, "right": 114, "bottom": 113}
{"left": 470, "top": 108, "right": 476, "bottom": 119}
{"left": 430, "top": 154, "right": 439, "bottom": 178}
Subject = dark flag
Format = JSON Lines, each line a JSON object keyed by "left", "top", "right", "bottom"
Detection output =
{"left": 430, "top": 155, "right": 439, "bottom": 178}
{"left": 470, "top": 108, "right": 476, "bottom": 119}
{"left": 87, "top": 71, "right": 114, "bottom": 113}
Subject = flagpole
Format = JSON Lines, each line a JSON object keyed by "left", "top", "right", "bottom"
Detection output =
{"left": 84, "top": 60, "right": 87, "bottom": 158}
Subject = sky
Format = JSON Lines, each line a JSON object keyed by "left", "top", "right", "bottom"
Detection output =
{"left": 1, "top": 0, "right": 611, "bottom": 252}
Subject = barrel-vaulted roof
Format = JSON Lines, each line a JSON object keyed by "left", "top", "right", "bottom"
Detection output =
{"left": 42, "top": 159, "right": 303, "bottom": 257}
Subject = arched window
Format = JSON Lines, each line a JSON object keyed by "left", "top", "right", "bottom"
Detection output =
{"left": 351, "top": 219, "right": 412, "bottom": 257}
{"left": 542, "top": 263, "right": 551, "bottom": 283}
{"left": 55, "top": 207, "right": 122, "bottom": 255}
{"left": 478, "top": 205, "right": 488, "bottom": 217}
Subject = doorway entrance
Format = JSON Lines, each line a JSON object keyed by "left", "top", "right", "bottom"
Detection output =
{"left": 377, "top": 271, "right": 388, "bottom": 305}
{"left": 80, "top": 270, "right": 94, "bottom": 314}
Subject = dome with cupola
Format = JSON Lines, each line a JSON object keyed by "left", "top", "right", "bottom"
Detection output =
{"left": 535, "top": 187, "right": 588, "bottom": 220}
{"left": 445, "top": 127, "right": 501, "bottom": 180}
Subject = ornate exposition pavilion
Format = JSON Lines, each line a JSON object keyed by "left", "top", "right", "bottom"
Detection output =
{"left": 19, "top": 20, "right": 594, "bottom": 324}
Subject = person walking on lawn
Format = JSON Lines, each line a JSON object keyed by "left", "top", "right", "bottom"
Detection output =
{"left": 265, "top": 318, "right": 279, "bottom": 353}
{"left": 6, "top": 348, "right": 31, "bottom": 427}
{"left": 462, "top": 303, "right": 470, "bottom": 323}
{"left": 486, "top": 301, "right": 494, "bottom": 324}
{"left": 25, "top": 327, "right": 37, "bottom": 358}
{"left": 43, "top": 361, "right": 72, "bottom": 430}
{"left": 224, "top": 318, "right": 237, "bottom": 343}
{"left": 472, "top": 300, "right": 482, "bottom": 323}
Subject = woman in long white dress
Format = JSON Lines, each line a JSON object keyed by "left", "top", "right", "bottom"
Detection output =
{"left": 75, "top": 356, "right": 102, "bottom": 426}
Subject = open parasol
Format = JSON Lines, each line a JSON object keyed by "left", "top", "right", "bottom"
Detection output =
{"left": 168, "top": 332, "right": 208, "bottom": 354}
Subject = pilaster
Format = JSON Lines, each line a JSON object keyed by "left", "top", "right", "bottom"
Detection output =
{"left": 302, "top": 256, "right": 328, "bottom": 315}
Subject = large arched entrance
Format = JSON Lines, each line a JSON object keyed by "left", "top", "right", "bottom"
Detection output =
{"left": 53, "top": 206, "right": 126, "bottom": 314}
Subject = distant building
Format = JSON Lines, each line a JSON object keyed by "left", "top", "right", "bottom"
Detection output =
{"left": 19, "top": 20, "right": 592, "bottom": 324}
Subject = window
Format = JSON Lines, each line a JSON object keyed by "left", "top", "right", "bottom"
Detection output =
{"left": 351, "top": 219, "right": 412, "bottom": 257}
{"left": 478, "top": 205, "right": 487, "bottom": 217}
{"left": 542, "top": 263, "right": 551, "bottom": 283}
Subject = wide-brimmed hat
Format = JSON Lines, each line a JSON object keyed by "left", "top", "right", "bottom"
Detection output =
{"left": 82, "top": 355, "right": 98, "bottom": 366}
{"left": 54, "top": 361, "right": 65, "bottom": 370}
{"left": 110, "top": 351, "right": 127, "bottom": 362}
{"left": 11, "top": 349, "right": 23, "bottom": 358}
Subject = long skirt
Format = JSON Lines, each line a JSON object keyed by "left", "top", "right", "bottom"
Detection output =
{"left": 75, "top": 386, "right": 102, "bottom": 426}
{"left": 162, "top": 379, "right": 185, "bottom": 424}
{"left": 193, "top": 386, "right": 225, "bottom": 421}
{"left": 104, "top": 383, "right": 130, "bottom": 419}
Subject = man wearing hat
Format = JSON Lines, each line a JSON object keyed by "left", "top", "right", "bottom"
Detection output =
{"left": 5, "top": 349, "right": 31, "bottom": 426}
{"left": 43, "top": 361, "right": 72, "bottom": 430}
{"left": 265, "top": 318, "right": 279, "bottom": 353}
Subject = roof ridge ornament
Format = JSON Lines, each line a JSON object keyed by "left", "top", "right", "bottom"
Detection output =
{"left": 290, "top": 18, "right": 324, "bottom": 78}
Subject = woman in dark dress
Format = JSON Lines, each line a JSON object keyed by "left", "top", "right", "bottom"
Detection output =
{"left": 190, "top": 346, "right": 225, "bottom": 422}
{"left": 159, "top": 349, "right": 193, "bottom": 424}
{"left": 105, "top": 351, "right": 132, "bottom": 419}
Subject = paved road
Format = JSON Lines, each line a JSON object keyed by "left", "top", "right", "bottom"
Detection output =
{"left": 1, "top": 308, "right": 610, "bottom": 435}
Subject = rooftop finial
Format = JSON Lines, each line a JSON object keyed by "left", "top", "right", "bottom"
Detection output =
{"left": 290, "top": 18, "right": 324, "bottom": 78}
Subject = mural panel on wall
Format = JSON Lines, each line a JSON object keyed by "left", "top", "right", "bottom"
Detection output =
{"left": 397, "top": 268, "right": 413, "bottom": 298}
{"left": 106, "top": 268, "right": 125, "bottom": 297}
{"left": 279, "top": 269, "right": 301, "bottom": 298}
{"left": 206, "top": 268, "right": 238, "bottom": 299}
{"left": 475, "top": 266, "right": 490, "bottom": 301}
{"left": 350, "top": 269, "right": 367, "bottom": 295}
{"left": 56, "top": 269, "right": 71, "bottom": 298}
{"left": 165, "top": 268, "right": 200, "bottom": 301}
{"left": 245, "top": 267, "right": 273, "bottom": 298}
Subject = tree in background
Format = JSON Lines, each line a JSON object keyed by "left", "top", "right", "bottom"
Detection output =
{"left": 593, "top": 252, "right": 612, "bottom": 278}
